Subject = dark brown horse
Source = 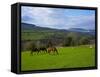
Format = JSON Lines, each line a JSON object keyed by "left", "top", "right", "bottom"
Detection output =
{"left": 39, "top": 47, "right": 47, "bottom": 53}
{"left": 30, "top": 47, "right": 47, "bottom": 55}
{"left": 30, "top": 48, "right": 40, "bottom": 55}
{"left": 47, "top": 47, "right": 58, "bottom": 54}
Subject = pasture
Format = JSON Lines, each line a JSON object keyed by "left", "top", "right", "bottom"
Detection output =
{"left": 21, "top": 45, "right": 95, "bottom": 71}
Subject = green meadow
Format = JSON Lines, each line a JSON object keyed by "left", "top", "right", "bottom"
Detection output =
{"left": 21, "top": 45, "right": 95, "bottom": 71}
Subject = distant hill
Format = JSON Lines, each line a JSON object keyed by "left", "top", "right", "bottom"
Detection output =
{"left": 21, "top": 23, "right": 95, "bottom": 41}
{"left": 21, "top": 23, "right": 95, "bottom": 33}
{"left": 68, "top": 28, "right": 89, "bottom": 32}
{"left": 21, "top": 23, "right": 62, "bottom": 32}
{"left": 68, "top": 28, "right": 95, "bottom": 35}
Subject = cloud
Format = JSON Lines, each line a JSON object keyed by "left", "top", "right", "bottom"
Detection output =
{"left": 22, "top": 7, "right": 55, "bottom": 25}
{"left": 21, "top": 6, "right": 95, "bottom": 30}
{"left": 63, "top": 14, "right": 95, "bottom": 29}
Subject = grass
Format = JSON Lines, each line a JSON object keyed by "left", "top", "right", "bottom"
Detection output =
{"left": 21, "top": 45, "right": 95, "bottom": 71}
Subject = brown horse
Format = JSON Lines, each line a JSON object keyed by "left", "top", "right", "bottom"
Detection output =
{"left": 47, "top": 47, "right": 58, "bottom": 54}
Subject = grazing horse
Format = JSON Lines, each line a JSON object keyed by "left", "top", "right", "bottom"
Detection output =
{"left": 30, "top": 47, "right": 47, "bottom": 55}
{"left": 30, "top": 48, "right": 40, "bottom": 55}
{"left": 39, "top": 47, "right": 47, "bottom": 53}
{"left": 47, "top": 47, "right": 58, "bottom": 54}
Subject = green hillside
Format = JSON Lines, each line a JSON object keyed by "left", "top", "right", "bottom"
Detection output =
{"left": 21, "top": 23, "right": 95, "bottom": 51}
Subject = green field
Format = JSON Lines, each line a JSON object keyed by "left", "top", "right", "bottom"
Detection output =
{"left": 21, "top": 45, "right": 95, "bottom": 71}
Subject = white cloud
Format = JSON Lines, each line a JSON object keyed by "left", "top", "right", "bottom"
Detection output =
{"left": 21, "top": 6, "right": 95, "bottom": 30}
{"left": 63, "top": 14, "right": 95, "bottom": 29}
{"left": 22, "top": 6, "right": 58, "bottom": 27}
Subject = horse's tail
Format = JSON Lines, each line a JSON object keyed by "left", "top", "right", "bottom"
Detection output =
{"left": 45, "top": 48, "right": 47, "bottom": 53}
{"left": 54, "top": 47, "right": 59, "bottom": 54}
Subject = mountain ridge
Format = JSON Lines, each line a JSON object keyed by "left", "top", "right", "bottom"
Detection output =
{"left": 21, "top": 23, "right": 95, "bottom": 35}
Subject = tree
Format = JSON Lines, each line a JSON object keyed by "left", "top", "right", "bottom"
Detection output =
{"left": 63, "top": 32, "right": 79, "bottom": 46}
{"left": 47, "top": 40, "right": 53, "bottom": 47}
{"left": 79, "top": 37, "right": 90, "bottom": 45}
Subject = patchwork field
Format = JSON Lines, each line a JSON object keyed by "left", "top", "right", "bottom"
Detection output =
{"left": 21, "top": 45, "right": 95, "bottom": 71}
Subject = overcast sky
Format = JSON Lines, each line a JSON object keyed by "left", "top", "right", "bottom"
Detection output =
{"left": 21, "top": 6, "right": 95, "bottom": 30}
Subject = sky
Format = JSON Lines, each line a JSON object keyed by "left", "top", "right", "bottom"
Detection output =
{"left": 21, "top": 6, "right": 95, "bottom": 30}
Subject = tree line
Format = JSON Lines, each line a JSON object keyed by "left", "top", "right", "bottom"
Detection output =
{"left": 21, "top": 32, "right": 95, "bottom": 51}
